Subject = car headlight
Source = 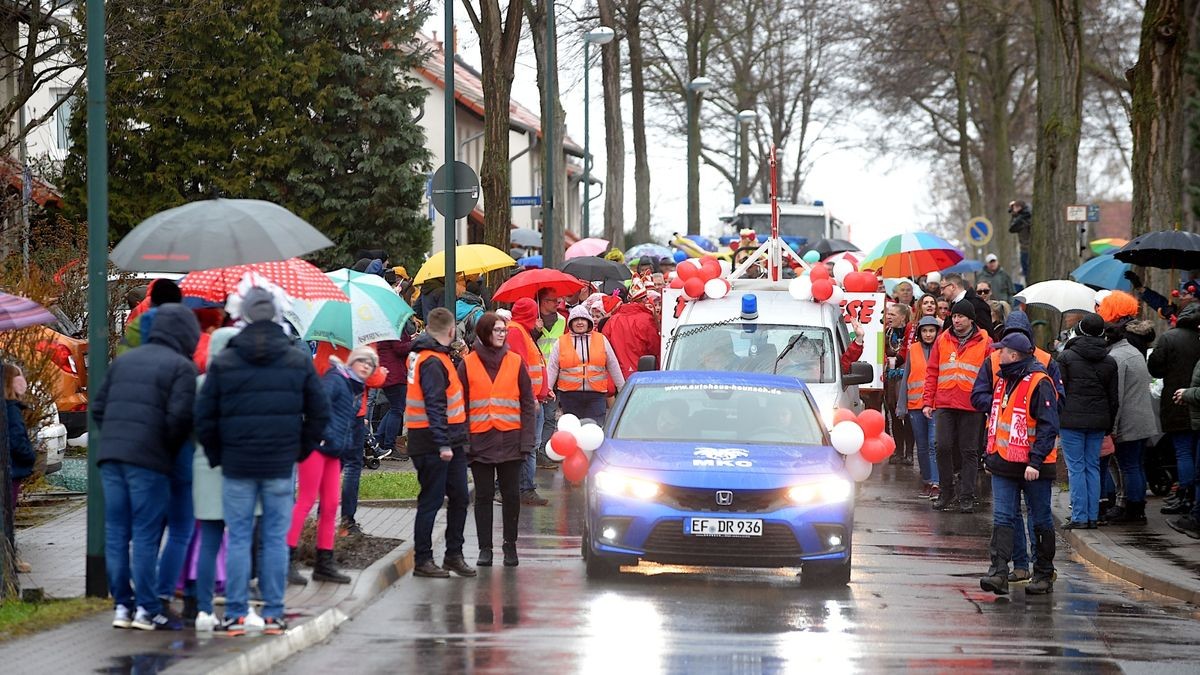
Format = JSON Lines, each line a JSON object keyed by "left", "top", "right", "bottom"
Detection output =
{"left": 787, "top": 478, "right": 853, "bottom": 504}
{"left": 595, "top": 470, "right": 661, "bottom": 500}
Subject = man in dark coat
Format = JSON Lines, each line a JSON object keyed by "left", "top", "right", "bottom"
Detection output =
{"left": 939, "top": 273, "right": 994, "bottom": 334}
{"left": 1148, "top": 303, "right": 1200, "bottom": 515}
{"left": 94, "top": 303, "right": 200, "bottom": 631}
{"left": 195, "top": 287, "right": 329, "bottom": 635}
{"left": 1008, "top": 200, "right": 1032, "bottom": 278}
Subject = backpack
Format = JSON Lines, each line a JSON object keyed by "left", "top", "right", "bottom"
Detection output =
{"left": 455, "top": 299, "right": 484, "bottom": 341}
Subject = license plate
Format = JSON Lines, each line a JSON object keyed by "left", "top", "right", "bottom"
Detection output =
{"left": 685, "top": 518, "right": 763, "bottom": 537}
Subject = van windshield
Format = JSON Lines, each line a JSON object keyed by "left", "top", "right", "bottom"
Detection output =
{"left": 736, "top": 213, "right": 826, "bottom": 242}
{"left": 667, "top": 324, "right": 837, "bottom": 382}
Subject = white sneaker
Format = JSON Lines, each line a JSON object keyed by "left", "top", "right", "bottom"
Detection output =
{"left": 130, "top": 607, "right": 155, "bottom": 631}
{"left": 244, "top": 609, "right": 265, "bottom": 631}
{"left": 112, "top": 606, "right": 132, "bottom": 629}
{"left": 194, "top": 611, "right": 219, "bottom": 632}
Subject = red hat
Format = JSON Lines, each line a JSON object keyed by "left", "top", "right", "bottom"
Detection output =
{"left": 511, "top": 297, "right": 539, "bottom": 330}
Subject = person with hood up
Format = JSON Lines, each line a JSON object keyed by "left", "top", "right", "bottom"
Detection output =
{"left": 458, "top": 312, "right": 536, "bottom": 567}
{"left": 1097, "top": 291, "right": 1158, "bottom": 525}
{"left": 1057, "top": 313, "right": 1119, "bottom": 531}
{"left": 5, "top": 364, "right": 35, "bottom": 574}
{"left": 455, "top": 276, "right": 486, "bottom": 342}
{"left": 1148, "top": 303, "right": 1200, "bottom": 516}
{"left": 95, "top": 303, "right": 200, "bottom": 631}
{"left": 898, "top": 316, "right": 942, "bottom": 499}
{"left": 974, "top": 332, "right": 1059, "bottom": 596}
{"left": 506, "top": 298, "right": 551, "bottom": 506}
{"left": 195, "top": 287, "right": 329, "bottom": 636}
{"left": 547, "top": 305, "right": 626, "bottom": 426}
{"left": 602, "top": 279, "right": 661, "bottom": 380}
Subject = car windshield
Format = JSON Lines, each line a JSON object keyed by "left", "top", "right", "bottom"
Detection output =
{"left": 667, "top": 324, "right": 837, "bottom": 383}
{"left": 737, "top": 213, "right": 826, "bottom": 242}
{"left": 611, "top": 383, "right": 826, "bottom": 445}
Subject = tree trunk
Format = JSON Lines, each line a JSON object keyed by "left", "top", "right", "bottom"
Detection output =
{"left": 626, "top": 0, "right": 651, "bottom": 243}
{"left": 598, "top": 0, "right": 625, "bottom": 250}
{"left": 524, "top": 0, "right": 567, "bottom": 239}
{"left": 978, "top": 6, "right": 1018, "bottom": 273}
{"left": 1029, "top": 0, "right": 1084, "bottom": 284}
{"left": 953, "top": 0, "right": 985, "bottom": 222}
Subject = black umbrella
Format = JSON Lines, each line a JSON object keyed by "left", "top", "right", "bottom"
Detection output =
{"left": 1112, "top": 230, "right": 1200, "bottom": 270}
{"left": 800, "top": 238, "right": 859, "bottom": 260}
{"left": 561, "top": 256, "right": 632, "bottom": 286}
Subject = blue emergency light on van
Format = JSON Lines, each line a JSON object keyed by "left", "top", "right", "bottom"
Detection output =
{"left": 741, "top": 294, "right": 758, "bottom": 320}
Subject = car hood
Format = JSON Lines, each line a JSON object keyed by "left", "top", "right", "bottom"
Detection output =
{"left": 598, "top": 439, "right": 844, "bottom": 476}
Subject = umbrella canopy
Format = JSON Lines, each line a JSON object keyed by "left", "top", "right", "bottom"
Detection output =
{"left": 561, "top": 256, "right": 632, "bottom": 286}
{"left": 492, "top": 269, "right": 587, "bottom": 304}
{"left": 412, "top": 244, "right": 516, "bottom": 285}
{"left": 517, "top": 255, "right": 543, "bottom": 269}
{"left": 942, "top": 259, "right": 984, "bottom": 274}
{"left": 625, "top": 243, "right": 673, "bottom": 261}
{"left": 859, "top": 232, "right": 964, "bottom": 278}
{"left": 1112, "top": 230, "right": 1200, "bottom": 270}
{"left": 510, "top": 228, "right": 543, "bottom": 248}
{"left": 682, "top": 234, "right": 718, "bottom": 253}
{"left": 0, "top": 292, "right": 56, "bottom": 331}
{"left": 110, "top": 198, "right": 334, "bottom": 273}
{"left": 1014, "top": 280, "right": 1096, "bottom": 314}
{"left": 180, "top": 258, "right": 349, "bottom": 304}
{"left": 565, "top": 237, "right": 610, "bottom": 259}
{"left": 288, "top": 269, "right": 414, "bottom": 348}
{"left": 823, "top": 250, "right": 863, "bottom": 267}
{"left": 802, "top": 238, "right": 859, "bottom": 259}
{"left": 1090, "top": 238, "right": 1127, "bottom": 255}
{"left": 1070, "top": 254, "right": 1132, "bottom": 292}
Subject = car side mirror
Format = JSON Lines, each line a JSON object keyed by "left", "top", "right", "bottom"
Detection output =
{"left": 637, "top": 355, "right": 657, "bottom": 372}
{"left": 841, "top": 361, "right": 873, "bottom": 387}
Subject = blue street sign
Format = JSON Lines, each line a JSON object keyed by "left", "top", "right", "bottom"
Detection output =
{"left": 511, "top": 195, "right": 542, "bottom": 207}
{"left": 966, "top": 216, "right": 993, "bottom": 247}
{"left": 1087, "top": 204, "right": 1100, "bottom": 222}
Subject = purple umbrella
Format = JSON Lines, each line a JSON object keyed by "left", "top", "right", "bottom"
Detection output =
{"left": 0, "top": 292, "right": 55, "bottom": 331}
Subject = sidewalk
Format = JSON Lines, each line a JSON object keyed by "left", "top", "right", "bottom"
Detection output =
{"left": 1053, "top": 489, "right": 1200, "bottom": 604}
{"left": 2, "top": 502, "right": 435, "bottom": 674}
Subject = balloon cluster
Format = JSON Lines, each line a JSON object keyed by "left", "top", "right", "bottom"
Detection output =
{"left": 787, "top": 257, "right": 877, "bottom": 305}
{"left": 669, "top": 257, "right": 733, "bottom": 300}
{"left": 827, "top": 408, "right": 896, "bottom": 482}
{"left": 545, "top": 414, "right": 605, "bottom": 484}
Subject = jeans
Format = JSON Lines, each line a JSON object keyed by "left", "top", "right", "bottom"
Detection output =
{"left": 193, "top": 519, "right": 225, "bottom": 614}
{"left": 1115, "top": 439, "right": 1148, "bottom": 504}
{"left": 910, "top": 412, "right": 939, "bottom": 484}
{"left": 539, "top": 398, "right": 559, "bottom": 463}
{"left": 376, "top": 384, "right": 406, "bottom": 449}
{"left": 471, "top": 460, "right": 522, "bottom": 549}
{"left": 1100, "top": 454, "right": 1117, "bottom": 502}
{"left": 1010, "top": 490, "right": 1037, "bottom": 570}
{"left": 992, "top": 473, "right": 1054, "bottom": 576}
{"left": 1170, "top": 431, "right": 1198, "bottom": 493}
{"left": 101, "top": 461, "right": 169, "bottom": 614}
{"left": 341, "top": 419, "right": 366, "bottom": 523}
{"left": 521, "top": 401, "right": 545, "bottom": 493}
{"left": 156, "top": 444, "right": 196, "bottom": 599}
{"left": 935, "top": 409, "right": 984, "bottom": 502}
{"left": 412, "top": 449, "right": 469, "bottom": 565}
{"left": 1061, "top": 428, "right": 1103, "bottom": 523}
{"left": 224, "top": 476, "right": 292, "bottom": 620}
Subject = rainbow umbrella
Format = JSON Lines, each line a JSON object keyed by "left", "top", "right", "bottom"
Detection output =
{"left": 1090, "top": 238, "right": 1127, "bottom": 255}
{"left": 858, "top": 232, "right": 963, "bottom": 278}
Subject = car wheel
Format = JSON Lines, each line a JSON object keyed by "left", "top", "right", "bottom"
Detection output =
{"left": 802, "top": 556, "right": 851, "bottom": 588}
{"left": 585, "top": 550, "right": 622, "bottom": 579}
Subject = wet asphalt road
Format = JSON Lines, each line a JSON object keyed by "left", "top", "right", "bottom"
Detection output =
{"left": 276, "top": 466, "right": 1200, "bottom": 674}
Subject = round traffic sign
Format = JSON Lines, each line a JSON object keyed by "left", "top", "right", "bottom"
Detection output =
{"left": 966, "top": 216, "right": 993, "bottom": 247}
{"left": 430, "top": 161, "right": 480, "bottom": 220}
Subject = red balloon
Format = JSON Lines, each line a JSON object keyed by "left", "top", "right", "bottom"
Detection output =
{"left": 550, "top": 430, "right": 580, "bottom": 457}
{"left": 879, "top": 432, "right": 896, "bottom": 456}
{"left": 833, "top": 408, "right": 858, "bottom": 425}
{"left": 683, "top": 277, "right": 706, "bottom": 299}
{"left": 811, "top": 279, "right": 834, "bottom": 302}
{"left": 809, "top": 264, "right": 831, "bottom": 282}
{"left": 700, "top": 257, "right": 722, "bottom": 281}
{"left": 844, "top": 272, "right": 873, "bottom": 293}
{"left": 563, "top": 451, "right": 590, "bottom": 484}
{"left": 859, "top": 436, "right": 892, "bottom": 464}
{"left": 677, "top": 260, "right": 699, "bottom": 280}
{"left": 857, "top": 409, "right": 885, "bottom": 438}
{"left": 669, "top": 276, "right": 684, "bottom": 289}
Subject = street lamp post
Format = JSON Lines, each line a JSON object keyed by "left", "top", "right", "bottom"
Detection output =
{"left": 581, "top": 27, "right": 615, "bottom": 240}
{"left": 542, "top": 2, "right": 561, "bottom": 270}
{"left": 685, "top": 76, "right": 713, "bottom": 235}
{"left": 732, "top": 109, "right": 757, "bottom": 208}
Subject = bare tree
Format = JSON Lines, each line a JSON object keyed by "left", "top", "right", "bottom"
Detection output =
{"left": 597, "top": 0, "right": 625, "bottom": 248}
{"left": 0, "top": 1, "right": 81, "bottom": 159}
{"left": 524, "top": 0, "right": 568, "bottom": 240}
{"left": 621, "top": 0, "right": 652, "bottom": 243}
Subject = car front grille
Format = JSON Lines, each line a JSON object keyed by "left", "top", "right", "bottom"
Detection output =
{"left": 659, "top": 485, "right": 786, "bottom": 513}
{"left": 639, "top": 520, "right": 803, "bottom": 567}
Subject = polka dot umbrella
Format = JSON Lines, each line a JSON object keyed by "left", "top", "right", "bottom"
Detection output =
{"left": 180, "top": 258, "right": 348, "bottom": 304}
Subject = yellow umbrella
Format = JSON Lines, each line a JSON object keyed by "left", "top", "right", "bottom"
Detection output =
{"left": 412, "top": 244, "right": 516, "bottom": 285}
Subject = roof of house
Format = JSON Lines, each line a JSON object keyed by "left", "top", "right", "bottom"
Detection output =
{"left": 0, "top": 158, "right": 63, "bottom": 208}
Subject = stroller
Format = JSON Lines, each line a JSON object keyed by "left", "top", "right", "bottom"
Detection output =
{"left": 363, "top": 389, "right": 406, "bottom": 470}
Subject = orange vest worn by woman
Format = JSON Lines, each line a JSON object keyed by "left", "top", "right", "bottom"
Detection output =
{"left": 463, "top": 351, "right": 523, "bottom": 433}
{"left": 556, "top": 332, "right": 611, "bottom": 393}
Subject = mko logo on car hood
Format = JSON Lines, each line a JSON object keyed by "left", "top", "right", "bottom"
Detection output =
{"left": 600, "top": 440, "right": 841, "bottom": 475}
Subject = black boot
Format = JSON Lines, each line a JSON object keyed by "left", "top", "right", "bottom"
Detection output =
{"left": 502, "top": 542, "right": 519, "bottom": 567}
{"left": 979, "top": 526, "right": 1013, "bottom": 595}
{"left": 311, "top": 549, "right": 351, "bottom": 584}
{"left": 1162, "top": 496, "right": 1193, "bottom": 515}
{"left": 1111, "top": 501, "right": 1147, "bottom": 525}
{"left": 1026, "top": 528, "right": 1056, "bottom": 595}
{"left": 288, "top": 546, "right": 308, "bottom": 586}
{"left": 477, "top": 549, "right": 493, "bottom": 567}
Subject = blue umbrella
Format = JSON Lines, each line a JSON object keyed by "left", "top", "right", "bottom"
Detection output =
{"left": 517, "top": 255, "right": 543, "bottom": 268}
{"left": 1070, "top": 254, "right": 1132, "bottom": 291}
{"left": 625, "top": 243, "right": 673, "bottom": 260}
{"left": 683, "top": 234, "right": 718, "bottom": 252}
{"left": 942, "top": 259, "right": 983, "bottom": 274}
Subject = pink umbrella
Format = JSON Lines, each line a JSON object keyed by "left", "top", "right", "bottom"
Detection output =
{"left": 565, "top": 237, "right": 610, "bottom": 260}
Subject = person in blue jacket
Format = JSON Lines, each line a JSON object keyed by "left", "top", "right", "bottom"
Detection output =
{"left": 5, "top": 363, "right": 35, "bottom": 573}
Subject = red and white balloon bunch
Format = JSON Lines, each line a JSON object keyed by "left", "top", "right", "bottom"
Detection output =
{"left": 669, "top": 257, "right": 732, "bottom": 300}
{"left": 827, "top": 408, "right": 896, "bottom": 482}
{"left": 545, "top": 414, "right": 605, "bottom": 484}
{"left": 788, "top": 259, "right": 878, "bottom": 306}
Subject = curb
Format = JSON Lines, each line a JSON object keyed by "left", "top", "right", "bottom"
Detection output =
{"left": 356, "top": 498, "right": 419, "bottom": 508}
{"left": 1052, "top": 491, "right": 1200, "bottom": 605}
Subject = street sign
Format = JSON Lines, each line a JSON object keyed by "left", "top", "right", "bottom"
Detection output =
{"left": 1066, "top": 205, "right": 1088, "bottom": 222}
{"left": 430, "top": 161, "right": 480, "bottom": 219}
{"left": 966, "top": 216, "right": 993, "bottom": 247}
{"left": 1087, "top": 204, "right": 1100, "bottom": 222}
{"left": 511, "top": 195, "right": 542, "bottom": 207}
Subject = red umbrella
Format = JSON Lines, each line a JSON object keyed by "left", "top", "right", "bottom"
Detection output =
{"left": 492, "top": 269, "right": 587, "bottom": 304}
{"left": 181, "top": 258, "right": 349, "bottom": 303}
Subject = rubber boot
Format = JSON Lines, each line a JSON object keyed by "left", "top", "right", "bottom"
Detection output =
{"left": 502, "top": 541, "right": 519, "bottom": 567}
{"left": 1112, "top": 501, "right": 1147, "bottom": 525}
{"left": 311, "top": 549, "right": 351, "bottom": 584}
{"left": 1026, "top": 528, "right": 1056, "bottom": 595}
{"left": 979, "top": 525, "right": 1013, "bottom": 595}
{"left": 477, "top": 549, "right": 494, "bottom": 567}
{"left": 288, "top": 546, "right": 308, "bottom": 586}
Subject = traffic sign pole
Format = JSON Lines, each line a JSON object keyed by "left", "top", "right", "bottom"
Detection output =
{"left": 442, "top": 6, "right": 456, "bottom": 310}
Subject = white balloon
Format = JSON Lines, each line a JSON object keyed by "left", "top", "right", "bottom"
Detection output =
{"left": 577, "top": 423, "right": 605, "bottom": 452}
{"left": 827, "top": 285, "right": 845, "bottom": 307}
{"left": 545, "top": 439, "right": 567, "bottom": 462}
{"left": 789, "top": 277, "right": 813, "bottom": 301}
{"left": 704, "top": 278, "right": 731, "bottom": 299}
{"left": 845, "top": 452, "right": 873, "bottom": 481}
{"left": 557, "top": 413, "right": 581, "bottom": 433}
{"left": 718, "top": 259, "right": 732, "bottom": 276}
{"left": 832, "top": 259, "right": 855, "bottom": 284}
{"left": 830, "top": 421, "right": 865, "bottom": 455}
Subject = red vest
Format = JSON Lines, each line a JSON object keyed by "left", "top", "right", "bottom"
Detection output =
{"left": 986, "top": 371, "right": 1057, "bottom": 464}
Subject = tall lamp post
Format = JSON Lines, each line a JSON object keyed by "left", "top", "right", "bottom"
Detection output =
{"left": 732, "top": 109, "right": 757, "bottom": 207}
{"left": 685, "top": 76, "right": 714, "bottom": 235}
{"left": 581, "top": 27, "right": 615, "bottom": 240}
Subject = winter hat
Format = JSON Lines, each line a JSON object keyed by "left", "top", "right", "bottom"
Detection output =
{"left": 950, "top": 299, "right": 976, "bottom": 321}
{"left": 1078, "top": 312, "right": 1105, "bottom": 337}
{"left": 1180, "top": 279, "right": 1200, "bottom": 296}
{"left": 149, "top": 279, "right": 183, "bottom": 306}
{"left": 628, "top": 277, "right": 648, "bottom": 302}
{"left": 1093, "top": 289, "right": 1112, "bottom": 308}
{"left": 347, "top": 345, "right": 379, "bottom": 373}
{"left": 495, "top": 308, "right": 512, "bottom": 321}
{"left": 242, "top": 287, "right": 278, "bottom": 324}
{"left": 510, "top": 297, "right": 539, "bottom": 330}
{"left": 1098, "top": 290, "right": 1139, "bottom": 323}
{"left": 917, "top": 316, "right": 941, "bottom": 330}
{"left": 601, "top": 293, "right": 622, "bottom": 314}
{"left": 925, "top": 271, "right": 942, "bottom": 285}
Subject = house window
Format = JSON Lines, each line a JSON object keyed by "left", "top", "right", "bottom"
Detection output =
{"left": 53, "top": 88, "right": 73, "bottom": 150}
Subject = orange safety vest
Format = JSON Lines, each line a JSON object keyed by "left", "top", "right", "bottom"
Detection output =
{"left": 935, "top": 329, "right": 990, "bottom": 394}
{"left": 509, "top": 322, "right": 545, "bottom": 393}
{"left": 404, "top": 351, "right": 466, "bottom": 429}
{"left": 556, "top": 332, "right": 610, "bottom": 393}
{"left": 989, "top": 348, "right": 1050, "bottom": 378}
{"left": 464, "top": 351, "right": 523, "bottom": 433}
{"left": 906, "top": 344, "right": 931, "bottom": 410}
{"left": 986, "top": 370, "right": 1058, "bottom": 465}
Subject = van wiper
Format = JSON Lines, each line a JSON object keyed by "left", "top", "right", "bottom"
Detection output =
{"left": 774, "top": 334, "right": 803, "bottom": 374}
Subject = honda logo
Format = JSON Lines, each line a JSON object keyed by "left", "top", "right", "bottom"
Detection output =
{"left": 715, "top": 490, "right": 734, "bottom": 506}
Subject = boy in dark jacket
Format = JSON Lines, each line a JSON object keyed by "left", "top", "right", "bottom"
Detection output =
{"left": 94, "top": 303, "right": 200, "bottom": 631}
{"left": 1058, "top": 313, "right": 1119, "bottom": 530}
{"left": 195, "top": 287, "right": 329, "bottom": 635}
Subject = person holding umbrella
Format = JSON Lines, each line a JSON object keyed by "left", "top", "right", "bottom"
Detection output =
{"left": 506, "top": 299, "right": 551, "bottom": 505}
{"left": 547, "top": 306, "right": 626, "bottom": 426}
{"left": 1125, "top": 272, "right": 1198, "bottom": 322}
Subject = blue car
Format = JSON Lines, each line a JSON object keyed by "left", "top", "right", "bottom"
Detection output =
{"left": 583, "top": 371, "right": 855, "bottom": 586}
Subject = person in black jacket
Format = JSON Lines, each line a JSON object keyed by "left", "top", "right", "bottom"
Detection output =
{"left": 1148, "top": 303, "right": 1200, "bottom": 515}
{"left": 939, "top": 273, "right": 994, "bottom": 335}
{"left": 1008, "top": 200, "right": 1031, "bottom": 278}
{"left": 1057, "top": 313, "right": 1119, "bottom": 529}
{"left": 94, "top": 303, "right": 200, "bottom": 631}
{"left": 195, "top": 287, "right": 329, "bottom": 636}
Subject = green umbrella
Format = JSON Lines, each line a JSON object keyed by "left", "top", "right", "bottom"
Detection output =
{"left": 290, "top": 269, "right": 414, "bottom": 348}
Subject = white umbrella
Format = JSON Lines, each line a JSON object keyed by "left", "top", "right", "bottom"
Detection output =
{"left": 1014, "top": 280, "right": 1095, "bottom": 314}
